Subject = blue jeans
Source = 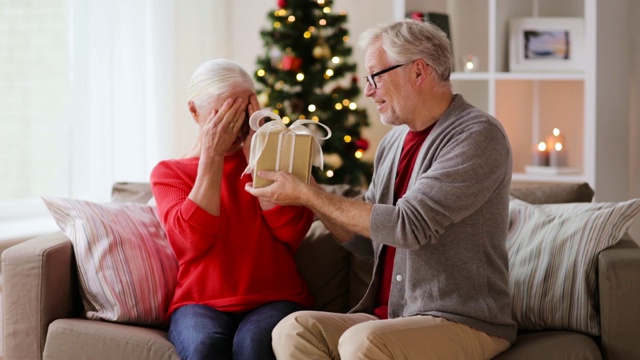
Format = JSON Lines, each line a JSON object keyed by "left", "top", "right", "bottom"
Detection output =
{"left": 168, "top": 301, "right": 303, "bottom": 360}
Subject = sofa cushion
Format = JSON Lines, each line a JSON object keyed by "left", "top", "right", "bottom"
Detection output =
{"left": 44, "top": 319, "right": 179, "bottom": 360}
{"left": 507, "top": 198, "right": 640, "bottom": 335}
{"left": 43, "top": 197, "right": 178, "bottom": 326}
{"left": 509, "top": 182, "right": 594, "bottom": 204}
{"left": 111, "top": 182, "right": 153, "bottom": 203}
{"left": 296, "top": 220, "right": 351, "bottom": 313}
{"left": 294, "top": 184, "right": 369, "bottom": 313}
{"left": 494, "top": 331, "right": 602, "bottom": 360}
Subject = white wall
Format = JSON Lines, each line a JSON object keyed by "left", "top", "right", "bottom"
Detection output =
{"left": 171, "top": 1, "right": 232, "bottom": 157}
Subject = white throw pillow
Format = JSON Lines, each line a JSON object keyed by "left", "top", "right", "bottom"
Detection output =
{"left": 507, "top": 198, "right": 640, "bottom": 336}
{"left": 43, "top": 196, "right": 178, "bottom": 326}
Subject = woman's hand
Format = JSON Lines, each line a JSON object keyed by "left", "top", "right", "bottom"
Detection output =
{"left": 200, "top": 97, "right": 247, "bottom": 159}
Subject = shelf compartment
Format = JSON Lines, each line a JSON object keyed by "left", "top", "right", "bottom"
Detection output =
{"left": 495, "top": 79, "right": 584, "bottom": 177}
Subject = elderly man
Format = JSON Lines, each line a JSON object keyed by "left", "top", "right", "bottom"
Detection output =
{"left": 246, "top": 19, "right": 516, "bottom": 360}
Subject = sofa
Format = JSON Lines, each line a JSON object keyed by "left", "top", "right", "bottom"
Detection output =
{"left": 3, "top": 182, "right": 640, "bottom": 360}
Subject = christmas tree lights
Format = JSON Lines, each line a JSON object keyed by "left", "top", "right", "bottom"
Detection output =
{"left": 255, "top": 0, "right": 372, "bottom": 186}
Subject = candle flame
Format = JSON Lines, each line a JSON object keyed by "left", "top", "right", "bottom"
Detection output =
{"left": 537, "top": 142, "right": 547, "bottom": 151}
{"left": 553, "top": 128, "right": 560, "bottom": 136}
{"left": 555, "top": 142, "right": 563, "bottom": 151}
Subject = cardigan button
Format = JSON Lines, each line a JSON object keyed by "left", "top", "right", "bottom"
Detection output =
{"left": 396, "top": 274, "right": 403, "bottom": 282}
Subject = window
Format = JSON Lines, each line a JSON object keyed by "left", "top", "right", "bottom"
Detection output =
{"left": 0, "top": 1, "right": 71, "bottom": 204}
{"left": 0, "top": 0, "right": 228, "bottom": 240}
{"left": 0, "top": 0, "right": 176, "bottom": 238}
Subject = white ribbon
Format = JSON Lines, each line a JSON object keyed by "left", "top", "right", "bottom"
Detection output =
{"left": 242, "top": 109, "right": 332, "bottom": 177}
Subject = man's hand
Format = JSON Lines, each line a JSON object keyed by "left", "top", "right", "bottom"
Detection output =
{"left": 244, "top": 170, "right": 309, "bottom": 206}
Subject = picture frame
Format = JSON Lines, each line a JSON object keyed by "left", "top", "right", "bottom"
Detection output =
{"left": 509, "top": 17, "right": 585, "bottom": 73}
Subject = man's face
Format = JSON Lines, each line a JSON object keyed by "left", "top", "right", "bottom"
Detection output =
{"left": 363, "top": 43, "right": 411, "bottom": 126}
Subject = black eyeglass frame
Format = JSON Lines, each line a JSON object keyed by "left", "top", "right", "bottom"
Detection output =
{"left": 364, "top": 63, "right": 407, "bottom": 89}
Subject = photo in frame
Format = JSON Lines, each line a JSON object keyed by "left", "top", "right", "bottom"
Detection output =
{"left": 509, "top": 17, "right": 585, "bottom": 72}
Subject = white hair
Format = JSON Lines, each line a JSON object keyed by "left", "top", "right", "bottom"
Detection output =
{"left": 187, "top": 59, "right": 255, "bottom": 112}
{"left": 359, "top": 19, "right": 453, "bottom": 84}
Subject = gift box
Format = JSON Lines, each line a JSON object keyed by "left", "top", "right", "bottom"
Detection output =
{"left": 244, "top": 110, "right": 332, "bottom": 188}
{"left": 252, "top": 131, "right": 313, "bottom": 187}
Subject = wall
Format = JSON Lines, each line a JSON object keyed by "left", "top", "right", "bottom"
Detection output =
{"left": 628, "top": 0, "right": 640, "bottom": 241}
{"left": 170, "top": 1, "right": 232, "bottom": 158}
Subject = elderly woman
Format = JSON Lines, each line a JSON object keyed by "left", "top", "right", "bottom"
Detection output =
{"left": 150, "top": 59, "right": 313, "bottom": 360}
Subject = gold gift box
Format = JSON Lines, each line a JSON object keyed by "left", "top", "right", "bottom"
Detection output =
{"left": 252, "top": 131, "right": 313, "bottom": 188}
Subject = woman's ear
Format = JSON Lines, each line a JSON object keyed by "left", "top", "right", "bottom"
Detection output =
{"left": 188, "top": 100, "right": 199, "bottom": 124}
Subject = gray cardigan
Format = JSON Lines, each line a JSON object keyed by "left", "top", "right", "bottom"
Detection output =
{"left": 344, "top": 94, "right": 517, "bottom": 343}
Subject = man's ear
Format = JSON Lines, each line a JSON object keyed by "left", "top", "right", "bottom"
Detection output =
{"left": 188, "top": 100, "right": 199, "bottom": 124}
{"left": 414, "top": 59, "right": 430, "bottom": 84}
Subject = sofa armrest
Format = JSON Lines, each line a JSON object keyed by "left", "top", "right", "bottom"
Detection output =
{"left": 1, "top": 232, "right": 81, "bottom": 360}
{"left": 598, "top": 236, "right": 640, "bottom": 360}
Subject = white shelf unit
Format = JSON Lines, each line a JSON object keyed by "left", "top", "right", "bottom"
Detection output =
{"left": 394, "top": 0, "right": 632, "bottom": 199}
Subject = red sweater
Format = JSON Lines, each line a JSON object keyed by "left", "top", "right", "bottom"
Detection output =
{"left": 150, "top": 150, "right": 314, "bottom": 315}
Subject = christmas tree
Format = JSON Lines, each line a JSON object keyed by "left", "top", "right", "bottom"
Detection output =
{"left": 254, "top": 0, "right": 372, "bottom": 187}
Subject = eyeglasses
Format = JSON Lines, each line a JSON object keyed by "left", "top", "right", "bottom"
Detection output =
{"left": 364, "top": 63, "right": 407, "bottom": 89}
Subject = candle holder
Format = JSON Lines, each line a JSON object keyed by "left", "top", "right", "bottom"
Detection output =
{"left": 549, "top": 142, "right": 568, "bottom": 167}
{"left": 532, "top": 142, "right": 549, "bottom": 166}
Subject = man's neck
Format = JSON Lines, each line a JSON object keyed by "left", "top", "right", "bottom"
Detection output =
{"left": 409, "top": 90, "right": 454, "bottom": 132}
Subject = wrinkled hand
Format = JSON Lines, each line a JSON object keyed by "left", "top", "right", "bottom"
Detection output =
{"left": 201, "top": 97, "right": 247, "bottom": 158}
{"left": 244, "top": 170, "right": 310, "bottom": 206}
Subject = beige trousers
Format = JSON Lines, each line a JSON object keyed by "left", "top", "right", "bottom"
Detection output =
{"left": 272, "top": 311, "right": 511, "bottom": 360}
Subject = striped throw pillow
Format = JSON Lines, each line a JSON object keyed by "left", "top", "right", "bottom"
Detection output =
{"left": 43, "top": 197, "right": 178, "bottom": 326}
{"left": 506, "top": 198, "right": 640, "bottom": 335}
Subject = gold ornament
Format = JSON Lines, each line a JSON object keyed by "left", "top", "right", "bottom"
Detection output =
{"left": 312, "top": 41, "right": 331, "bottom": 59}
{"left": 257, "top": 91, "right": 270, "bottom": 107}
{"left": 324, "top": 153, "right": 343, "bottom": 168}
{"left": 312, "top": 45, "right": 324, "bottom": 58}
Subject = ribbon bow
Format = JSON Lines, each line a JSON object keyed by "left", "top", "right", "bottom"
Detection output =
{"left": 242, "top": 109, "right": 332, "bottom": 178}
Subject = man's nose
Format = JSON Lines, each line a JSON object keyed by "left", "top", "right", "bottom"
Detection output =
{"left": 363, "top": 82, "right": 375, "bottom": 97}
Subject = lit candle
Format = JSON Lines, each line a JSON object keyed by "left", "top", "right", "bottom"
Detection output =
{"left": 549, "top": 142, "right": 568, "bottom": 167}
{"left": 533, "top": 141, "right": 549, "bottom": 166}
{"left": 545, "top": 128, "right": 565, "bottom": 153}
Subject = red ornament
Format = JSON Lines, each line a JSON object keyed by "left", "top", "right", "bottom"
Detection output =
{"left": 278, "top": 0, "right": 287, "bottom": 8}
{"left": 355, "top": 138, "right": 369, "bottom": 151}
{"left": 409, "top": 11, "right": 424, "bottom": 21}
{"left": 351, "top": 75, "right": 358, "bottom": 84}
{"left": 280, "top": 55, "right": 302, "bottom": 72}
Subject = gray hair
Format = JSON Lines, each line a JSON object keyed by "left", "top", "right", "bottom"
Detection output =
{"left": 188, "top": 59, "right": 254, "bottom": 112}
{"left": 359, "top": 19, "right": 453, "bottom": 83}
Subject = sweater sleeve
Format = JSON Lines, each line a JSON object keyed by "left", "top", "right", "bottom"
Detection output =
{"left": 261, "top": 205, "right": 313, "bottom": 252}
{"left": 150, "top": 160, "right": 221, "bottom": 255}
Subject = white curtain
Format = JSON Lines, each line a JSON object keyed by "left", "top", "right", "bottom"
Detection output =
{"left": 69, "top": 0, "right": 231, "bottom": 201}
{"left": 68, "top": 0, "right": 175, "bottom": 201}
{"left": 0, "top": 0, "right": 230, "bottom": 239}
